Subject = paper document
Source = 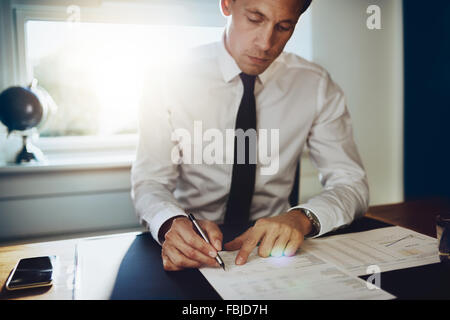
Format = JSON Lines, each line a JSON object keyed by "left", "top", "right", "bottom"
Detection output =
{"left": 200, "top": 226, "right": 439, "bottom": 300}
{"left": 302, "top": 226, "right": 440, "bottom": 276}
{"left": 200, "top": 249, "right": 394, "bottom": 300}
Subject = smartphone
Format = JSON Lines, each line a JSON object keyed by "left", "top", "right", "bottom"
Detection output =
{"left": 5, "top": 256, "right": 56, "bottom": 291}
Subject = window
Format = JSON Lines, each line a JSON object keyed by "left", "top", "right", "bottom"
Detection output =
{"left": 26, "top": 21, "right": 224, "bottom": 137}
{"left": 3, "top": 0, "right": 311, "bottom": 154}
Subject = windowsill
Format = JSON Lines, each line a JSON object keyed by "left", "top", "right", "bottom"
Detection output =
{"left": 0, "top": 152, "right": 135, "bottom": 174}
{"left": 0, "top": 133, "right": 137, "bottom": 174}
{"left": 35, "top": 134, "right": 138, "bottom": 152}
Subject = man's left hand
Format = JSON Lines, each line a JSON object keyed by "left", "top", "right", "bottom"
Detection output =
{"left": 223, "top": 210, "right": 312, "bottom": 265}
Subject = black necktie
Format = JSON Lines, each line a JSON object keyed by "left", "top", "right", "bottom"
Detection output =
{"left": 224, "top": 73, "right": 257, "bottom": 226}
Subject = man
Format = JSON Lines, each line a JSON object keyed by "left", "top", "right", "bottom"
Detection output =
{"left": 131, "top": 0, "right": 369, "bottom": 271}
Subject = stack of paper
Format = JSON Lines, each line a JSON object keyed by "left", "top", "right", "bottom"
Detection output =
{"left": 199, "top": 226, "right": 439, "bottom": 300}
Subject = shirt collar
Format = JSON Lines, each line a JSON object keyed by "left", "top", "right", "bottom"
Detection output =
{"left": 217, "top": 32, "right": 275, "bottom": 87}
{"left": 258, "top": 60, "right": 277, "bottom": 85}
{"left": 218, "top": 32, "right": 241, "bottom": 84}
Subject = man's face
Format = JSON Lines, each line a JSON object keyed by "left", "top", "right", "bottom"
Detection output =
{"left": 221, "top": 0, "right": 304, "bottom": 75}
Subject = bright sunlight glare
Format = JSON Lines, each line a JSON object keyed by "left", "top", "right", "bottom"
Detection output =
{"left": 26, "top": 21, "right": 223, "bottom": 136}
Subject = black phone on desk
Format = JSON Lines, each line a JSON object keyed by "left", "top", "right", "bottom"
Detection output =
{"left": 5, "top": 256, "right": 56, "bottom": 291}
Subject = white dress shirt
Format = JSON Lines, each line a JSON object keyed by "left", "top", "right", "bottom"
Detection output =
{"left": 131, "top": 37, "right": 369, "bottom": 244}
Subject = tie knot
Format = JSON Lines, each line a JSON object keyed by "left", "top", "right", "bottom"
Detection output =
{"left": 240, "top": 73, "right": 257, "bottom": 92}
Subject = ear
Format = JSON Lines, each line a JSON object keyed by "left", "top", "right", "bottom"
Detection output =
{"left": 220, "top": 0, "right": 233, "bottom": 17}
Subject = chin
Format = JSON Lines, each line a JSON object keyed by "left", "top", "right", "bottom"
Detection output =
{"left": 241, "top": 63, "right": 270, "bottom": 76}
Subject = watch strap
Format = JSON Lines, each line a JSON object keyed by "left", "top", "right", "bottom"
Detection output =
{"left": 300, "top": 208, "right": 321, "bottom": 238}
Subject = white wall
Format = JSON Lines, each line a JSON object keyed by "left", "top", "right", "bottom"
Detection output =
{"left": 300, "top": 0, "right": 404, "bottom": 205}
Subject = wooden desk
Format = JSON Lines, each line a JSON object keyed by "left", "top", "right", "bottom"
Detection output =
{"left": 1, "top": 197, "right": 449, "bottom": 300}
{"left": 0, "top": 239, "right": 77, "bottom": 300}
{"left": 366, "top": 197, "right": 450, "bottom": 238}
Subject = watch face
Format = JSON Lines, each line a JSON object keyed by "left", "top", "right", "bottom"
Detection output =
{"left": 302, "top": 209, "right": 320, "bottom": 236}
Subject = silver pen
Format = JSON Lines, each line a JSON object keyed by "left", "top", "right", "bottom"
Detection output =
{"left": 188, "top": 213, "right": 226, "bottom": 271}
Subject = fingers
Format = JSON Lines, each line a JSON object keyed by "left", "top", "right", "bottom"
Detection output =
{"left": 270, "top": 230, "right": 291, "bottom": 257}
{"left": 178, "top": 228, "right": 218, "bottom": 259}
{"left": 161, "top": 217, "right": 219, "bottom": 271}
{"left": 257, "top": 228, "right": 278, "bottom": 258}
{"left": 162, "top": 213, "right": 307, "bottom": 271}
{"left": 224, "top": 229, "right": 249, "bottom": 251}
{"left": 235, "top": 227, "right": 266, "bottom": 265}
{"left": 171, "top": 231, "right": 219, "bottom": 266}
{"left": 162, "top": 245, "right": 201, "bottom": 271}
{"left": 172, "top": 218, "right": 217, "bottom": 258}
{"left": 162, "top": 253, "right": 182, "bottom": 271}
{"left": 199, "top": 220, "right": 223, "bottom": 251}
{"left": 162, "top": 239, "right": 218, "bottom": 271}
{"left": 225, "top": 216, "right": 306, "bottom": 266}
{"left": 284, "top": 230, "right": 304, "bottom": 256}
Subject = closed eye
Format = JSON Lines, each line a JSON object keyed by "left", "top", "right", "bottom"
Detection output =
{"left": 247, "top": 16, "right": 262, "bottom": 24}
{"left": 277, "top": 25, "right": 292, "bottom": 32}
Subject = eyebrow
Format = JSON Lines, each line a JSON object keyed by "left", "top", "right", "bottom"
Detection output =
{"left": 245, "top": 8, "right": 297, "bottom": 25}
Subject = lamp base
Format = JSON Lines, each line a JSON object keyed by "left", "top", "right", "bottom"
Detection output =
{"left": 15, "top": 135, "right": 46, "bottom": 164}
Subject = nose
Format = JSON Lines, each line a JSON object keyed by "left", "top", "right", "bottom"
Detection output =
{"left": 255, "top": 26, "right": 274, "bottom": 52}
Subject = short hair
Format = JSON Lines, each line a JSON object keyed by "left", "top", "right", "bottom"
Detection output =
{"left": 300, "top": 0, "right": 313, "bottom": 14}
{"left": 231, "top": 0, "right": 313, "bottom": 15}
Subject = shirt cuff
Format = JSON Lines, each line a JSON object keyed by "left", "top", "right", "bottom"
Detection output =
{"left": 142, "top": 203, "right": 188, "bottom": 245}
{"left": 288, "top": 205, "right": 326, "bottom": 238}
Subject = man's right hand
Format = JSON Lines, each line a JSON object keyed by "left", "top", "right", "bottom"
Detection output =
{"left": 160, "top": 216, "right": 223, "bottom": 271}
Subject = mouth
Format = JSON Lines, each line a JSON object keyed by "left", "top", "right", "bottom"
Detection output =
{"left": 247, "top": 55, "right": 270, "bottom": 65}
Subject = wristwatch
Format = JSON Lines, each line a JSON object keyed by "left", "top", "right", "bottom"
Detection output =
{"left": 300, "top": 208, "right": 321, "bottom": 238}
